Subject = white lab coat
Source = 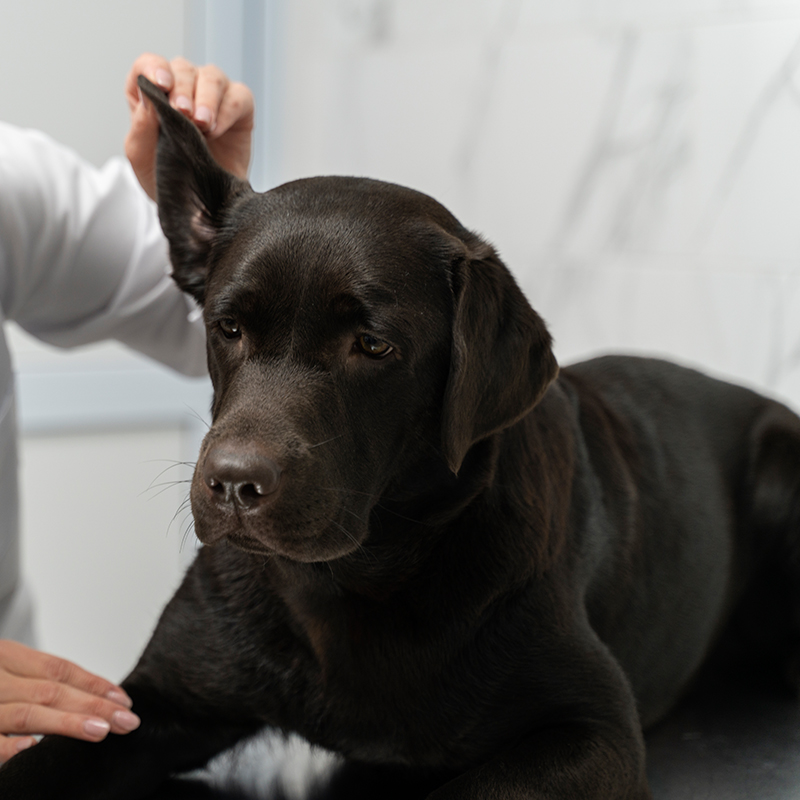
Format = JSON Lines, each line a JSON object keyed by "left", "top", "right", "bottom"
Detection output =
{"left": 0, "top": 122, "right": 207, "bottom": 645}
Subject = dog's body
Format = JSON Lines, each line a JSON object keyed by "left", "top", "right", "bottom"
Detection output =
{"left": 2, "top": 78, "right": 799, "bottom": 799}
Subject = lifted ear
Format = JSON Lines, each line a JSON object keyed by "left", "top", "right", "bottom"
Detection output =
{"left": 442, "top": 241, "right": 558, "bottom": 474}
{"left": 138, "top": 75, "right": 252, "bottom": 305}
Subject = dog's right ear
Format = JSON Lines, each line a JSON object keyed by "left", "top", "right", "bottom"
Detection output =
{"left": 138, "top": 76, "right": 252, "bottom": 305}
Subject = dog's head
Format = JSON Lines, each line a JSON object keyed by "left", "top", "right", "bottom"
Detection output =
{"left": 140, "top": 76, "right": 558, "bottom": 563}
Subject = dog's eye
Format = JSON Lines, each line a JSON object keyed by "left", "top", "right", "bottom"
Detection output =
{"left": 355, "top": 334, "right": 393, "bottom": 359}
{"left": 219, "top": 318, "right": 241, "bottom": 339}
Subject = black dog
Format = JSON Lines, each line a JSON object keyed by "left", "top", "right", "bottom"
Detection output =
{"left": 2, "top": 76, "right": 800, "bottom": 800}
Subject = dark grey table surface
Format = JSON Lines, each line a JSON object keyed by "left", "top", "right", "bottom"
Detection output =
{"left": 645, "top": 686, "right": 800, "bottom": 799}
{"left": 150, "top": 686, "right": 800, "bottom": 799}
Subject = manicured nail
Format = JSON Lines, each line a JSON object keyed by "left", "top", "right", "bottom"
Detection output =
{"left": 174, "top": 95, "right": 193, "bottom": 115}
{"left": 83, "top": 719, "right": 110, "bottom": 739}
{"left": 154, "top": 68, "right": 173, "bottom": 89}
{"left": 14, "top": 737, "right": 36, "bottom": 753}
{"left": 106, "top": 689, "right": 133, "bottom": 708}
{"left": 112, "top": 710, "right": 141, "bottom": 732}
{"left": 194, "top": 105, "right": 213, "bottom": 128}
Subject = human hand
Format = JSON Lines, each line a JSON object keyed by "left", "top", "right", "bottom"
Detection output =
{"left": 124, "top": 52, "right": 255, "bottom": 200}
{"left": 0, "top": 640, "right": 140, "bottom": 763}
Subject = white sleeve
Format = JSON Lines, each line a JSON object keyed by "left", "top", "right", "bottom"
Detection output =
{"left": 0, "top": 121, "right": 206, "bottom": 377}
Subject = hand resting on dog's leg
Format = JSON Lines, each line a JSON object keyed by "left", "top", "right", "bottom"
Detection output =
{"left": 0, "top": 640, "right": 139, "bottom": 763}
{"left": 0, "top": 549, "right": 275, "bottom": 797}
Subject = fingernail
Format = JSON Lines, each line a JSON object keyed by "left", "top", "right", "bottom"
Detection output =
{"left": 174, "top": 95, "right": 193, "bottom": 115}
{"left": 83, "top": 719, "right": 111, "bottom": 739}
{"left": 154, "top": 68, "right": 173, "bottom": 89}
{"left": 194, "top": 105, "right": 213, "bottom": 128}
{"left": 106, "top": 689, "right": 133, "bottom": 708}
{"left": 14, "top": 737, "right": 36, "bottom": 753}
{"left": 112, "top": 710, "right": 141, "bottom": 732}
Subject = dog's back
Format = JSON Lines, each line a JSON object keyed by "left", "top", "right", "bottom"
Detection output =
{"left": 560, "top": 355, "right": 800, "bottom": 724}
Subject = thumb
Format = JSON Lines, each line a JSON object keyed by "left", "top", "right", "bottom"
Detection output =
{"left": 0, "top": 734, "right": 37, "bottom": 763}
{"left": 124, "top": 91, "right": 160, "bottom": 201}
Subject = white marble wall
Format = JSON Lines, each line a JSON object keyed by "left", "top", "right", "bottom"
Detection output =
{"left": 275, "top": 0, "right": 800, "bottom": 410}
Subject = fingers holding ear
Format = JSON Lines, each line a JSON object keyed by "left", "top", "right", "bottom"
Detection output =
{"left": 187, "top": 65, "right": 254, "bottom": 179}
{"left": 125, "top": 52, "right": 255, "bottom": 199}
{"left": 124, "top": 53, "right": 176, "bottom": 200}
{"left": 125, "top": 53, "right": 198, "bottom": 118}
{"left": 191, "top": 63, "right": 230, "bottom": 134}
{"left": 211, "top": 82, "right": 254, "bottom": 136}
{"left": 205, "top": 81, "right": 254, "bottom": 180}
{"left": 168, "top": 56, "right": 199, "bottom": 118}
{"left": 125, "top": 52, "right": 174, "bottom": 112}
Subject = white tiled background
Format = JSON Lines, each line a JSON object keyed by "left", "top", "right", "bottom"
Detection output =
{"left": 3, "top": 0, "right": 800, "bottom": 681}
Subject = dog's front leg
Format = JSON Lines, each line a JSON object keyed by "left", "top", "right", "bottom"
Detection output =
{"left": 0, "top": 548, "right": 296, "bottom": 798}
{"left": 428, "top": 631, "right": 651, "bottom": 800}
{"left": 428, "top": 720, "right": 651, "bottom": 800}
{"left": 0, "top": 698, "right": 259, "bottom": 800}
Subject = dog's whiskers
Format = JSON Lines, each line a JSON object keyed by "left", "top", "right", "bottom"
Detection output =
{"left": 328, "top": 519, "right": 381, "bottom": 565}
{"left": 341, "top": 507, "right": 369, "bottom": 524}
{"left": 143, "top": 479, "right": 193, "bottom": 501}
{"left": 144, "top": 459, "right": 198, "bottom": 468}
{"left": 142, "top": 460, "right": 196, "bottom": 492}
{"left": 184, "top": 405, "right": 211, "bottom": 430}
{"left": 374, "top": 503, "right": 425, "bottom": 526}
{"left": 320, "top": 485, "right": 381, "bottom": 500}
{"left": 320, "top": 486, "right": 425, "bottom": 525}
{"left": 177, "top": 504, "right": 199, "bottom": 551}
{"left": 330, "top": 519, "right": 360, "bottom": 548}
{"left": 169, "top": 495, "right": 195, "bottom": 544}
{"left": 179, "top": 520, "right": 197, "bottom": 552}
{"left": 170, "top": 496, "right": 192, "bottom": 522}
{"left": 309, "top": 433, "right": 345, "bottom": 449}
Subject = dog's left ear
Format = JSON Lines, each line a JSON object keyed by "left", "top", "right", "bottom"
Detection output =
{"left": 137, "top": 75, "right": 252, "bottom": 305}
{"left": 442, "top": 240, "right": 558, "bottom": 474}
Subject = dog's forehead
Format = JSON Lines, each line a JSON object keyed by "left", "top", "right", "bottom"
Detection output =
{"left": 261, "top": 176, "right": 464, "bottom": 231}
{"left": 256, "top": 176, "right": 464, "bottom": 260}
{"left": 213, "top": 177, "right": 464, "bottom": 306}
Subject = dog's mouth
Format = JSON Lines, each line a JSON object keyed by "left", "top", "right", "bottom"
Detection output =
{"left": 225, "top": 531, "right": 273, "bottom": 556}
{"left": 216, "top": 512, "right": 370, "bottom": 563}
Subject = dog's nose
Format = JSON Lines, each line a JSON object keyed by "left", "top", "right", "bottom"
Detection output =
{"left": 202, "top": 446, "right": 282, "bottom": 509}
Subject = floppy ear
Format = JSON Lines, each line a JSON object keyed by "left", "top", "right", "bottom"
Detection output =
{"left": 442, "top": 241, "right": 558, "bottom": 474}
{"left": 137, "top": 75, "right": 252, "bottom": 304}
